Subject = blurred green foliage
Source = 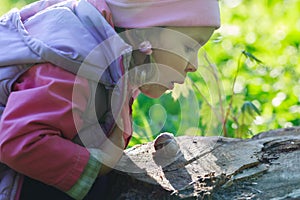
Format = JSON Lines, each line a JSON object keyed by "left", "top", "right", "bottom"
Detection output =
{"left": 132, "top": 0, "right": 300, "bottom": 146}
{"left": 0, "top": 0, "right": 36, "bottom": 14}
{"left": 1, "top": 0, "right": 299, "bottom": 147}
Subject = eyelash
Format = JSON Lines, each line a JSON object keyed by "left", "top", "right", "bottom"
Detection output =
{"left": 185, "top": 46, "right": 194, "bottom": 53}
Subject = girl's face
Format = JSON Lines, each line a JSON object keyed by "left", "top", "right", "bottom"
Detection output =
{"left": 139, "top": 27, "right": 215, "bottom": 98}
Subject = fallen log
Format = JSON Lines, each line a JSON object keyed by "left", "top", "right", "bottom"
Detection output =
{"left": 106, "top": 127, "right": 300, "bottom": 199}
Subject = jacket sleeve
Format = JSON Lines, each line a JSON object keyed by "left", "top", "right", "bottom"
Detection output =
{"left": 0, "top": 63, "right": 100, "bottom": 199}
{"left": 20, "top": 0, "right": 66, "bottom": 21}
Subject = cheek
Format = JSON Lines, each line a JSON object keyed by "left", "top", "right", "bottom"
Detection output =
{"left": 153, "top": 51, "right": 188, "bottom": 74}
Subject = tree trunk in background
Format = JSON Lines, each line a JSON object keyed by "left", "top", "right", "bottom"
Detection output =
{"left": 106, "top": 127, "right": 300, "bottom": 200}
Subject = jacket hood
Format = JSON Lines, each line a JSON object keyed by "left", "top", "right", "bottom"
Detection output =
{"left": 0, "top": 0, "right": 132, "bottom": 86}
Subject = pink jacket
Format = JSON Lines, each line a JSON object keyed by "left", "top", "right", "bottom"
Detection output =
{"left": 0, "top": 61, "right": 134, "bottom": 199}
{"left": 0, "top": 63, "right": 91, "bottom": 192}
{"left": 0, "top": 0, "right": 134, "bottom": 198}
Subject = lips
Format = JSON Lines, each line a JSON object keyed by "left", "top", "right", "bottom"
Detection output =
{"left": 174, "top": 81, "right": 184, "bottom": 84}
{"left": 169, "top": 80, "right": 185, "bottom": 89}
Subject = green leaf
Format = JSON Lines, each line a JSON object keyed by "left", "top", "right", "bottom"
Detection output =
{"left": 241, "top": 101, "right": 261, "bottom": 117}
{"left": 200, "top": 102, "right": 220, "bottom": 129}
{"left": 242, "top": 50, "right": 263, "bottom": 64}
{"left": 171, "top": 78, "right": 193, "bottom": 100}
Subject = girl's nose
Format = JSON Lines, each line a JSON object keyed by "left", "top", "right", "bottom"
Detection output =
{"left": 185, "top": 62, "right": 197, "bottom": 73}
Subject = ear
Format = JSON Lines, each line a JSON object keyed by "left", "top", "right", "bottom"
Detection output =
{"left": 131, "top": 50, "right": 148, "bottom": 67}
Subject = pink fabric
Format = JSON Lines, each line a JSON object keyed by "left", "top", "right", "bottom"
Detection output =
{"left": 121, "top": 96, "right": 133, "bottom": 147}
{"left": 14, "top": 174, "right": 24, "bottom": 200}
{"left": 20, "top": 0, "right": 115, "bottom": 27}
{"left": 106, "top": 0, "right": 220, "bottom": 28}
{"left": 117, "top": 58, "right": 133, "bottom": 147}
{"left": 0, "top": 63, "right": 90, "bottom": 191}
{"left": 87, "top": 0, "right": 114, "bottom": 27}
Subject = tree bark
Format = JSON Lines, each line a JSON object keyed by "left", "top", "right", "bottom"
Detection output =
{"left": 106, "top": 127, "right": 300, "bottom": 200}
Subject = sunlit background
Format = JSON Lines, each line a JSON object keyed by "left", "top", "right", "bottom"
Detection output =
{"left": 1, "top": 0, "right": 300, "bottom": 147}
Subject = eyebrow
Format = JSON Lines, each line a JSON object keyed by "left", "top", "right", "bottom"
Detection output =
{"left": 186, "top": 36, "right": 205, "bottom": 48}
{"left": 190, "top": 43, "right": 202, "bottom": 50}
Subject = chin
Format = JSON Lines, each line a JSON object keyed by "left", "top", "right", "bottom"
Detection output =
{"left": 141, "top": 88, "right": 167, "bottom": 98}
{"left": 139, "top": 84, "right": 168, "bottom": 98}
{"left": 143, "top": 91, "right": 165, "bottom": 99}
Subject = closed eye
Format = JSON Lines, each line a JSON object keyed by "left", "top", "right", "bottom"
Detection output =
{"left": 184, "top": 46, "right": 195, "bottom": 53}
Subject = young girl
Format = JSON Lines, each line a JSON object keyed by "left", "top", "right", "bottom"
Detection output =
{"left": 0, "top": 0, "right": 220, "bottom": 199}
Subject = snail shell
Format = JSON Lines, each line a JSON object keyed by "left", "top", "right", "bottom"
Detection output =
{"left": 154, "top": 132, "right": 180, "bottom": 158}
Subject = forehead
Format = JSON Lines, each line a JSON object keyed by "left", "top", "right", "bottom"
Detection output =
{"left": 163, "top": 26, "right": 216, "bottom": 46}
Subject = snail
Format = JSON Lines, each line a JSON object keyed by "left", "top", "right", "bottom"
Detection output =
{"left": 153, "top": 132, "right": 180, "bottom": 158}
